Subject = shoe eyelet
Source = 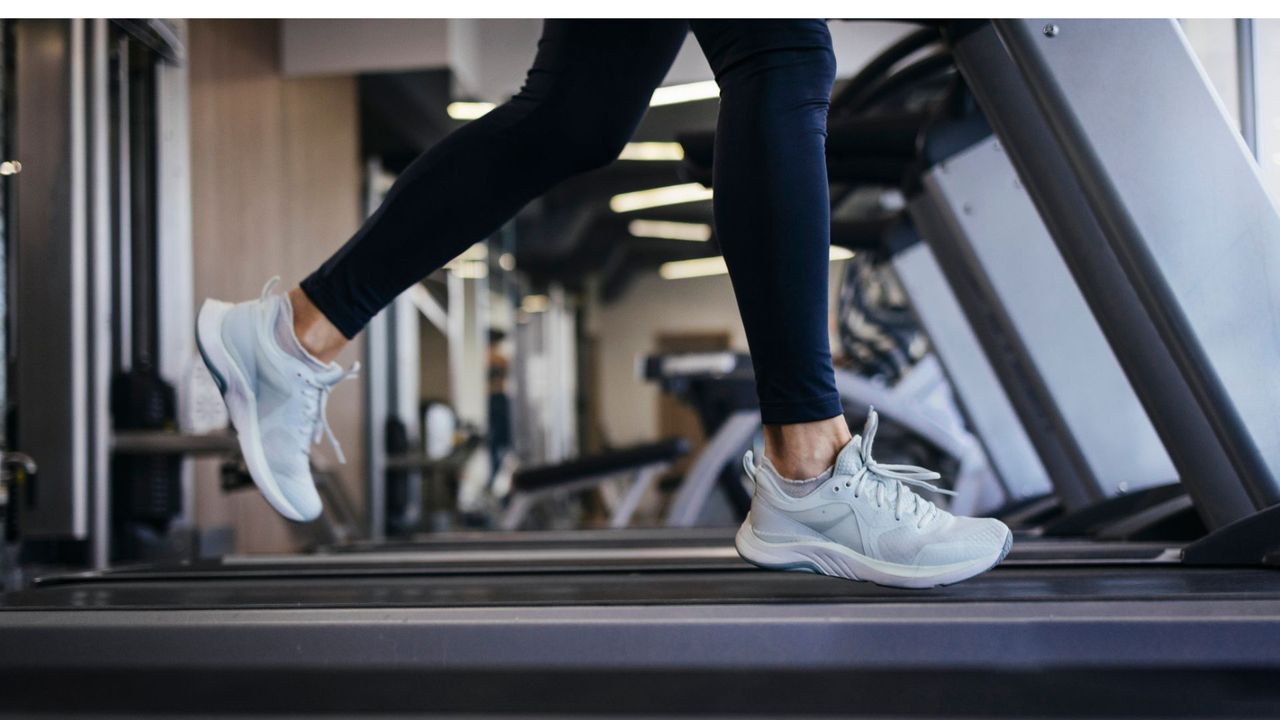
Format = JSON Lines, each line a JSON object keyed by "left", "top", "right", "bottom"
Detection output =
{"left": 833, "top": 486, "right": 840, "bottom": 493}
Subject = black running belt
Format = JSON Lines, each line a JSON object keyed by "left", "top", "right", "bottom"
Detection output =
{"left": 6, "top": 566, "right": 1280, "bottom": 611}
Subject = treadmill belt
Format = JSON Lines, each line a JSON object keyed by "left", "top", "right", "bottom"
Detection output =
{"left": 6, "top": 565, "right": 1279, "bottom": 611}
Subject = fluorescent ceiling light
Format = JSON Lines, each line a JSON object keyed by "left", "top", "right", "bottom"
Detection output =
{"left": 521, "top": 294, "right": 549, "bottom": 313}
{"left": 658, "top": 256, "right": 729, "bottom": 280}
{"left": 628, "top": 219, "right": 711, "bottom": 242}
{"left": 450, "top": 78, "right": 716, "bottom": 121}
{"left": 610, "top": 183, "right": 713, "bottom": 213}
{"left": 650, "top": 80, "right": 719, "bottom": 107}
{"left": 660, "top": 247, "right": 854, "bottom": 280}
{"left": 618, "top": 142, "right": 685, "bottom": 161}
{"left": 447, "top": 101, "right": 496, "bottom": 120}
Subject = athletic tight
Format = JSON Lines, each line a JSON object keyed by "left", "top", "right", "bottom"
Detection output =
{"left": 301, "top": 20, "right": 842, "bottom": 424}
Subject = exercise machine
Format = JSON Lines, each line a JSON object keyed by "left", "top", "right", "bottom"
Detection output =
{"left": 4, "top": 19, "right": 1280, "bottom": 717}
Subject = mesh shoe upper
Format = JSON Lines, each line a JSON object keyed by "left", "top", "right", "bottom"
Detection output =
{"left": 218, "top": 282, "right": 357, "bottom": 521}
{"left": 748, "top": 409, "right": 1011, "bottom": 569}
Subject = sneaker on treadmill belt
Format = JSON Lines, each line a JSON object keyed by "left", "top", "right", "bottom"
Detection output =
{"left": 735, "top": 409, "right": 1012, "bottom": 589}
{"left": 195, "top": 278, "right": 358, "bottom": 522}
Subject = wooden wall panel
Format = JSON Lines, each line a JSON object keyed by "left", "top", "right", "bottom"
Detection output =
{"left": 188, "top": 19, "right": 364, "bottom": 553}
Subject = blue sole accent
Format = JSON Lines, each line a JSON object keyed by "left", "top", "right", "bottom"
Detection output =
{"left": 195, "top": 330, "right": 228, "bottom": 397}
{"left": 997, "top": 531, "right": 1014, "bottom": 565}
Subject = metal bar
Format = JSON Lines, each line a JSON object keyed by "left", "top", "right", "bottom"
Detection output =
{"left": 115, "top": 34, "right": 132, "bottom": 370}
{"left": 993, "top": 19, "right": 1280, "bottom": 512}
{"left": 362, "top": 158, "right": 390, "bottom": 543}
{"left": 88, "top": 19, "right": 111, "bottom": 569}
{"left": 497, "top": 492, "right": 533, "bottom": 531}
{"left": 363, "top": 310, "right": 388, "bottom": 542}
{"left": 545, "top": 283, "right": 572, "bottom": 462}
{"left": 405, "top": 283, "right": 447, "bottom": 333}
{"left": 111, "top": 431, "right": 237, "bottom": 456}
{"left": 0, "top": 20, "right": 9, "bottom": 452}
{"left": 108, "top": 20, "right": 183, "bottom": 64}
{"left": 1236, "top": 19, "right": 1258, "bottom": 159}
{"left": 392, "top": 292, "right": 421, "bottom": 528}
{"left": 69, "top": 19, "right": 90, "bottom": 539}
{"left": 12, "top": 20, "right": 89, "bottom": 536}
{"left": 153, "top": 20, "right": 195, "bottom": 526}
{"left": 665, "top": 410, "right": 760, "bottom": 527}
{"left": 608, "top": 462, "right": 666, "bottom": 529}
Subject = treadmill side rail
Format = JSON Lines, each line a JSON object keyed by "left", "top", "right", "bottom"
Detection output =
{"left": 994, "top": 19, "right": 1280, "bottom": 512}
{"left": 948, "top": 21, "right": 1257, "bottom": 530}
{"left": 919, "top": 136, "right": 1177, "bottom": 506}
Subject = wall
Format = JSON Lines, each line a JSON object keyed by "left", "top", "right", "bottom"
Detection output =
{"left": 281, "top": 19, "right": 915, "bottom": 102}
{"left": 188, "top": 19, "right": 364, "bottom": 553}
{"left": 590, "top": 262, "right": 847, "bottom": 446}
{"left": 281, "top": 19, "right": 450, "bottom": 78}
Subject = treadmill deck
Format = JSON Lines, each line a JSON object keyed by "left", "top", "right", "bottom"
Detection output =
{"left": 3, "top": 535, "right": 1279, "bottom": 716}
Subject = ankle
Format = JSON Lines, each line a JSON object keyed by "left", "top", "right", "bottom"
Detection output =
{"left": 763, "top": 415, "right": 853, "bottom": 479}
{"left": 287, "top": 287, "right": 348, "bottom": 364}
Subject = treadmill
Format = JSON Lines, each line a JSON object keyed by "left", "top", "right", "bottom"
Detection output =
{"left": 3, "top": 20, "right": 1280, "bottom": 717}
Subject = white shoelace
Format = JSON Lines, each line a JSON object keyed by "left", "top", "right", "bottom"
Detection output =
{"left": 301, "top": 363, "right": 360, "bottom": 464}
{"left": 841, "top": 408, "right": 955, "bottom": 526}
{"left": 259, "top": 276, "right": 361, "bottom": 464}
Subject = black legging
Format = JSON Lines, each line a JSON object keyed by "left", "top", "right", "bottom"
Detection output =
{"left": 302, "top": 20, "right": 842, "bottom": 425}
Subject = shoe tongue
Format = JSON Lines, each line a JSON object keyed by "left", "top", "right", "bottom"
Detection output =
{"left": 312, "top": 363, "right": 347, "bottom": 386}
{"left": 833, "top": 437, "right": 866, "bottom": 477}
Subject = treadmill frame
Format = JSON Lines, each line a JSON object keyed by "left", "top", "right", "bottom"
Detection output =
{"left": 949, "top": 20, "right": 1280, "bottom": 561}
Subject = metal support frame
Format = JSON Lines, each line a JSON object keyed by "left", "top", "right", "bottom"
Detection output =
{"left": 498, "top": 460, "right": 671, "bottom": 531}
{"left": 154, "top": 20, "right": 194, "bottom": 530}
{"left": 390, "top": 292, "right": 422, "bottom": 531}
{"left": 909, "top": 185, "right": 1096, "bottom": 509}
{"left": 513, "top": 283, "right": 574, "bottom": 467}
{"left": 447, "top": 266, "right": 491, "bottom": 509}
{"left": 88, "top": 19, "right": 113, "bottom": 569}
{"left": 949, "top": 20, "right": 1268, "bottom": 530}
{"left": 12, "top": 20, "right": 91, "bottom": 538}
{"left": 998, "top": 18, "right": 1280, "bottom": 512}
{"left": 607, "top": 463, "right": 664, "bottom": 528}
{"left": 362, "top": 159, "right": 394, "bottom": 543}
{"left": 664, "top": 410, "right": 760, "bottom": 528}
{"left": 916, "top": 136, "right": 1176, "bottom": 509}
{"left": 891, "top": 242, "right": 1052, "bottom": 503}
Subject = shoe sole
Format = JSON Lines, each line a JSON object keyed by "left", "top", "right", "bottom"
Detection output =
{"left": 196, "top": 299, "right": 309, "bottom": 522}
{"left": 735, "top": 517, "right": 1013, "bottom": 589}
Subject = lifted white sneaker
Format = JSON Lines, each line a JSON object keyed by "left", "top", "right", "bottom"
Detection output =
{"left": 736, "top": 409, "right": 1012, "bottom": 588}
{"left": 196, "top": 278, "right": 358, "bottom": 522}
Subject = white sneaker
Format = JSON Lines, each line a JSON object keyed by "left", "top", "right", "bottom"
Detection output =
{"left": 736, "top": 409, "right": 1012, "bottom": 588}
{"left": 196, "top": 278, "right": 358, "bottom": 522}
